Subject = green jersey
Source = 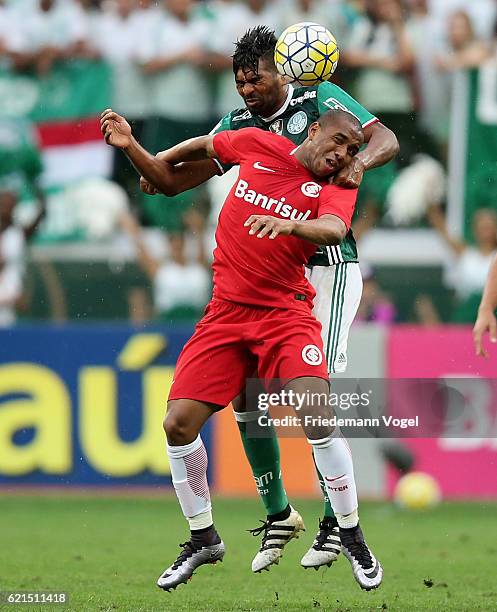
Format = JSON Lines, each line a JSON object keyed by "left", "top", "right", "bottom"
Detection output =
{"left": 211, "top": 81, "right": 378, "bottom": 265}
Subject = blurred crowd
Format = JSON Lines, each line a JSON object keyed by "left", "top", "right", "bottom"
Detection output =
{"left": 1, "top": 0, "right": 497, "bottom": 325}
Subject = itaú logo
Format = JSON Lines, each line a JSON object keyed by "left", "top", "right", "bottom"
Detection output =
{"left": 234, "top": 179, "right": 311, "bottom": 221}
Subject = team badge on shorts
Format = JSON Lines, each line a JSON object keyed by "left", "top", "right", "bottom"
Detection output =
{"left": 287, "top": 111, "right": 308, "bottom": 134}
{"left": 301, "top": 344, "right": 323, "bottom": 366}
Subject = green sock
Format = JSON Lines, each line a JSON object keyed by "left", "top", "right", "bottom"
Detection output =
{"left": 234, "top": 410, "right": 289, "bottom": 516}
{"left": 313, "top": 455, "right": 335, "bottom": 518}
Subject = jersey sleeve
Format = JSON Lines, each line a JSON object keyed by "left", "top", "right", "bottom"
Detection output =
{"left": 212, "top": 128, "right": 264, "bottom": 166}
{"left": 317, "top": 185, "right": 358, "bottom": 230}
{"left": 317, "top": 81, "right": 378, "bottom": 129}
{"left": 209, "top": 114, "right": 233, "bottom": 173}
{"left": 209, "top": 113, "right": 232, "bottom": 135}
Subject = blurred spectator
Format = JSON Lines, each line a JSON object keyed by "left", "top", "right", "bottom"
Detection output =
{"left": 137, "top": 0, "right": 211, "bottom": 228}
{"left": 280, "top": 0, "right": 351, "bottom": 45}
{"left": 119, "top": 210, "right": 211, "bottom": 321}
{"left": 428, "top": 0, "right": 496, "bottom": 42}
{"left": 139, "top": 0, "right": 210, "bottom": 153}
{"left": 243, "top": 0, "right": 282, "bottom": 31}
{"left": 0, "top": 182, "right": 45, "bottom": 325}
{"left": 0, "top": 254, "right": 22, "bottom": 326}
{"left": 203, "top": 0, "right": 252, "bottom": 116}
{"left": 435, "top": 10, "right": 490, "bottom": 73}
{"left": 0, "top": 186, "right": 25, "bottom": 271}
{"left": 343, "top": 0, "right": 416, "bottom": 165}
{"left": 94, "top": 0, "right": 157, "bottom": 196}
{"left": 0, "top": 0, "right": 27, "bottom": 70}
{"left": 405, "top": 0, "right": 448, "bottom": 147}
{"left": 428, "top": 205, "right": 497, "bottom": 323}
{"left": 412, "top": 293, "right": 441, "bottom": 325}
{"left": 128, "top": 286, "right": 153, "bottom": 325}
{"left": 356, "top": 263, "right": 396, "bottom": 324}
{"left": 71, "top": 0, "right": 105, "bottom": 60}
{"left": 17, "top": 0, "right": 88, "bottom": 75}
{"left": 0, "top": 118, "right": 45, "bottom": 211}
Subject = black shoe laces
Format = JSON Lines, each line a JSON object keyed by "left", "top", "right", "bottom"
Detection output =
{"left": 248, "top": 520, "right": 272, "bottom": 549}
{"left": 341, "top": 529, "right": 373, "bottom": 569}
{"left": 171, "top": 541, "right": 198, "bottom": 570}
{"left": 314, "top": 517, "right": 338, "bottom": 549}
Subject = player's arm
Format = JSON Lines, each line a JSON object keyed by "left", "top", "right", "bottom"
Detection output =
{"left": 140, "top": 115, "right": 233, "bottom": 196}
{"left": 334, "top": 121, "right": 398, "bottom": 189}
{"left": 473, "top": 255, "right": 497, "bottom": 357}
{"left": 100, "top": 109, "right": 217, "bottom": 196}
{"left": 356, "top": 121, "right": 399, "bottom": 172}
{"left": 140, "top": 159, "right": 220, "bottom": 196}
{"left": 245, "top": 182, "right": 357, "bottom": 243}
{"left": 317, "top": 82, "right": 399, "bottom": 188}
{"left": 244, "top": 214, "right": 346, "bottom": 246}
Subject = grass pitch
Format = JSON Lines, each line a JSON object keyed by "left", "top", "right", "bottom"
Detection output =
{"left": 1, "top": 495, "right": 496, "bottom": 611}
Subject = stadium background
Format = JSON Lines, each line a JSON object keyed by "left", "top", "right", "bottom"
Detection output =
{"left": 1, "top": 0, "right": 497, "bottom": 517}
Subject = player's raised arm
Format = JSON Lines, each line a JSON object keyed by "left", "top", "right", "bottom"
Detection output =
{"left": 473, "top": 255, "right": 497, "bottom": 357}
{"left": 333, "top": 121, "right": 398, "bottom": 189}
{"left": 100, "top": 109, "right": 217, "bottom": 196}
{"left": 140, "top": 159, "right": 220, "bottom": 197}
{"left": 316, "top": 82, "right": 399, "bottom": 189}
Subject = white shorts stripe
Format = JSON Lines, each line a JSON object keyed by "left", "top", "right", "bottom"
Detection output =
{"left": 307, "top": 263, "right": 363, "bottom": 374}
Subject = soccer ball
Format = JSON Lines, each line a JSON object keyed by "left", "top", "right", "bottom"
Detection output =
{"left": 394, "top": 472, "right": 442, "bottom": 510}
{"left": 274, "top": 22, "right": 339, "bottom": 86}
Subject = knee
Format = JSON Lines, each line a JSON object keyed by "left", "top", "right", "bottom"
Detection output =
{"left": 300, "top": 404, "right": 335, "bottom": 441}
{"left": 163, "top": 408, "right": 194, "bottom": 445}
{"left": 305, "top": 424, "right": 336, "bottom": 442}
{"left": 302, "top": 412, "right": 336, "bottom": 441}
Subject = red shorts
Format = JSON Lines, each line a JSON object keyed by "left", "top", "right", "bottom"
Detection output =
{"left": 169, "top": 298, "right": 329, "bottom": 407}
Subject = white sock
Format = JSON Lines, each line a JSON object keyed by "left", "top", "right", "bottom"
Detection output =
{"left": 309, "top": 435, "right": 359, "bottom": 528}
{"left": 167, "top": 435, "right": 213, "bottom": 530}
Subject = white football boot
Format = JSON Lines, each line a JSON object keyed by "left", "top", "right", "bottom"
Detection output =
{"left": 300, "top": 516, "right": 341, "bottom": 569}
{"left": 157, "top": 539, "right": 225, "bottom": 591}
{"left": 250, "top": 507, "right": 305, "bottom": 573}
{"left": 340, "top": 524, "right": 383, "bottom": 590}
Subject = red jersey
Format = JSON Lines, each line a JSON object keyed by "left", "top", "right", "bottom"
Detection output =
{"left": 211, "top": 128, "right": 358, "bottom": 311}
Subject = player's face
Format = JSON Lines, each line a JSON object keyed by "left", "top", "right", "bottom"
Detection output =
{"left": 306, "top": 119, "right": 364, "bottom": 178}
{"left": 235, "top": 59, "right": 286, "bottom": 117}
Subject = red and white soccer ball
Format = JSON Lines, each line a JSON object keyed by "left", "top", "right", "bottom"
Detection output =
{"left": 274, "top": 22, "right": 340, "bottom": 87}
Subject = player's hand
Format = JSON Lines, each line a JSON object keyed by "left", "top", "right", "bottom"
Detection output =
{"left": 244, "top": 215, "right": 294, "bottom": 239}
{"left": 100, "top": 108, "right": 132, "bottom": 149}
{"left": 333, "top": 157, "right": 366, "bottom": 189}
{"left": 140, "top": 176, "right": 159, "bottom": 195}
{"left": 473, "top": 307, "right": 497, "bottom": 357}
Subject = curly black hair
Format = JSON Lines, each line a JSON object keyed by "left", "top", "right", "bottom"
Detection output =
{"left": 232, "top": 26, "right": 277, "bottom": 75}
